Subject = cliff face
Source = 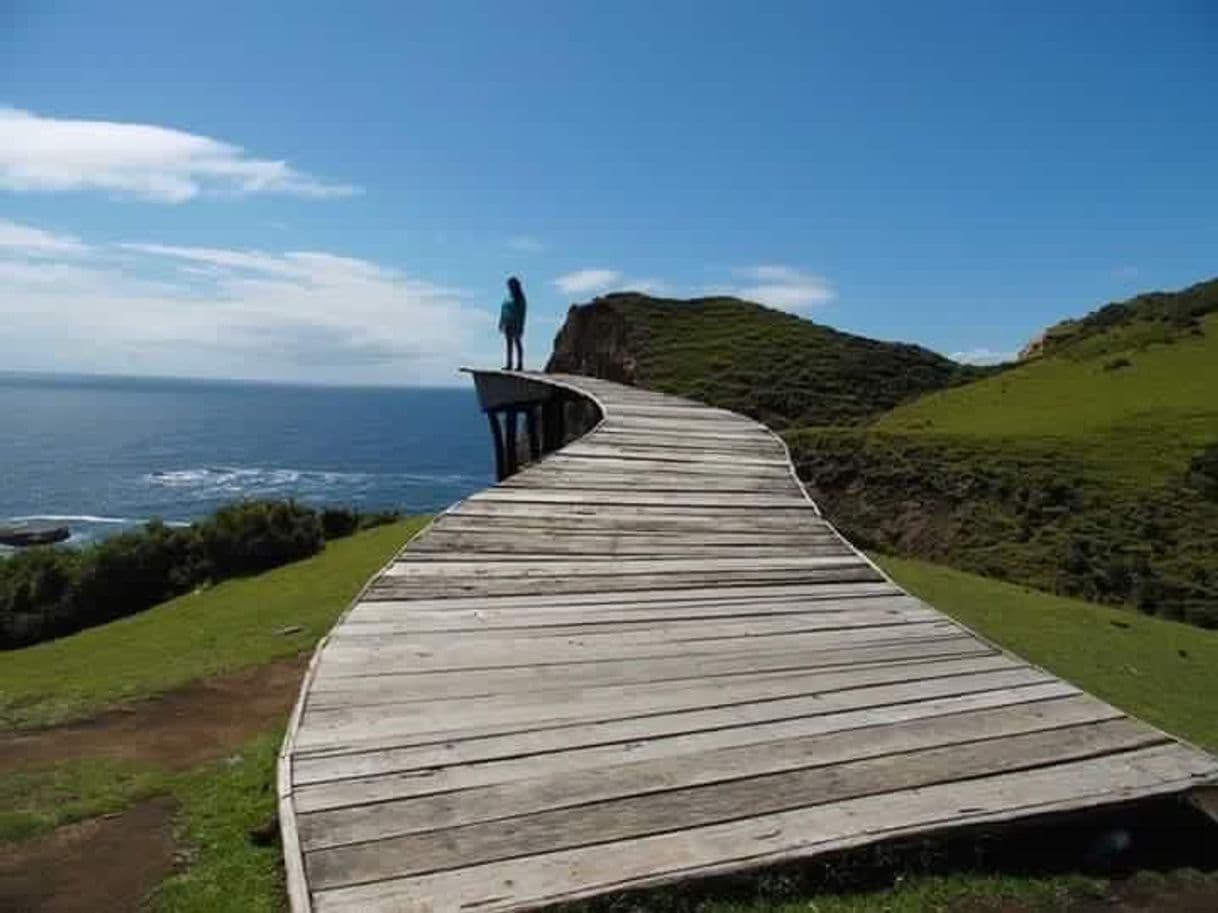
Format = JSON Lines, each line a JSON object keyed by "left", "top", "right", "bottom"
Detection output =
{"left": 545, "top": 296, "right": 639, "bottom": 383}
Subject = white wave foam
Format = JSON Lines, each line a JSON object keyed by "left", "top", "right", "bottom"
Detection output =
{"left": 144, "top": 466, "right": 485, "bottom": 492}
{"left": 10, "top": 514, "right": 138, "bottom": 525}
{"left": 7, "top": 514, "right": 191, "bottom": 528}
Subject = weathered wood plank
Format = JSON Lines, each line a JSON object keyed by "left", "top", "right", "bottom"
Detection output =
{"left": 305, "top": 721, "right": 1167, "bottom": 887}
{"left": 293, "top": 666, "right": 1054, "bottom": 753}
{"left": 315, "top": 619, "right": 960, "bottom": 678}
{"left": 364, "top": 566, "right": 886, "bottom": 600}
{"left": 337, "top": 592, "right": 923, "bottom": 631}
{"left": 307, "top": 640, "right": 993, "bottom": 712}
{"left": 311, "top": 745, "right": 1218, "bottom": 913}
{"left": 298, "top": 708, "right": 1143, "bottom": 848}
{"left": 292, "top": 681, "right": 1078, "bottom": 786}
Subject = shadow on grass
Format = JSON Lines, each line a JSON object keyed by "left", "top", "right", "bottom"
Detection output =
{"left": 556, "top": 799, "right": 1218, "bottom": 913}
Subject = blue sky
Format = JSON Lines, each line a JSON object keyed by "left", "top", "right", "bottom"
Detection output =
{"left": 2, "top": 1, "right": 1215, "bottom": 384}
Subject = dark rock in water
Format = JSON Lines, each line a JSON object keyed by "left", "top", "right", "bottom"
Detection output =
{"left": 0, "top": 520, "right": 71, "bottom": 547}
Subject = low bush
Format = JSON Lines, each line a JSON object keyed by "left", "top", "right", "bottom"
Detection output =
{"left": 198, "top": 501, "right": 324, "bottom": 577}
{"left": 0, "top": 501, "right": 401, "bottom": 649}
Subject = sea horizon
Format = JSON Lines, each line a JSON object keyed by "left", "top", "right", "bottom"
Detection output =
{"left": 1, "top": 372, "right": 493, "bottom": 548}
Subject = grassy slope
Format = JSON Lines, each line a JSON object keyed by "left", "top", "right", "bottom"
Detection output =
{"left": 0, "top": 518, "right": 426, "bottom": 729}
{"left": 548, "top": 294, "right": 986, "bottom": 428}
{"left": 788, "top": 310, "right": 1218, "bottom": 624}
{"left": 875, "top": 313, "right": 1218, "bottom": 486}
{"left": 877, "top": 554, "right": 1218, "bottom": 753}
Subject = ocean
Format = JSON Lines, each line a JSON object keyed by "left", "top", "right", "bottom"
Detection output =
{"left": 0, "top": 372, "right": 493, "bottom": 547}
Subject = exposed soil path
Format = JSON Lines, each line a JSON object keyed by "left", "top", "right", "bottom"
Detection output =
{"left": 0, "top": 798, "right": 177, "bottom": 913}
{"left": 0, "top": 653, "right": 308, "bottom": 772}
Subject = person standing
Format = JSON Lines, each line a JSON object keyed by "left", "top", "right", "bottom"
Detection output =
{"left": 500, "top": 276, "right": 527, "bottom": 370}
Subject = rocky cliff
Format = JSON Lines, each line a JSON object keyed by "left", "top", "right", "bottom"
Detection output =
{"left": 546, "top": 294, "right": 640, "bottom": 383}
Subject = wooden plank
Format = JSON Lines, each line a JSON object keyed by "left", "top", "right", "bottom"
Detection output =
{"left": 337, "top": 592, "right": 924, "bottom": 632}
{"left": 385, "top": 555, "right": 866, "bottom": 578}
{"left": 363, "top": 565, "right": 885, "bottom": 600}
{"left": 310, "top": 745, "right": 1218, "bottom": 913}
{"left": 293, "top": 666, "right": 1054, "bottom": 754}
{"left": 305, "top": 653, "right": 1013, "bottom": 723}
{"left": 307, "top": 638, "right": 992, "bottom": 708}
{"left": 340, "top": 581, "right": 905, "bottom": 617}
{"left": 467, "top": 489, "right": 809, "bottom": 508}
{"left": 294, "top": 688, "right": 1104, "bottom": 807}
{"left": 305, "top": 721, "right": 1167, "bottom": 887}
{"left": 297, "top": 703, "right": 1138, "bottom": 846}
{"left": 315, "top": 619, "right": 958, "bottom": 678}
{"left": 559, "top": 443, "right": 790, "bottom": 466}
{"left": 292, "top": 681, "right": 1078, "bottom": 785}
{"left": 327, "top": 604, "right": 938, "bottom": 645}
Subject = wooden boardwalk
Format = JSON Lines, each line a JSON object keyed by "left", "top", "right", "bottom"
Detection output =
{"left": 280, "top": 371, "right": 1218, "bottom": 913}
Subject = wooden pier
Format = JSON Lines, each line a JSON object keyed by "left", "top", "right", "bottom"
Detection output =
{"left": 280, "top": 370, "right": 1218, "bottom": 913}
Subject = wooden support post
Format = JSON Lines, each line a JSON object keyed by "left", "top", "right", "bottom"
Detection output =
{"left": 503, "top": 408, "right": 519, "bottom": 477}
{"left": 541, "top": 400, "right": 558, "bottom": 453}
{"left": 553, "top": 395, "right": 568, "bottom": 448}
{"left": 486, "top": 411, "right": 506, "bottom": 482}
{"left": 526, "top": 405, "right": 541, "bottom": 462}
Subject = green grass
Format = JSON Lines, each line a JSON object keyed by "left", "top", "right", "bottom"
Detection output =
{"left": 0, "top": 519, "right": 426, "bottom": 729}
{"left": 874, "top": 314, "right": 1218, "bottom": 486}
{"left": 151, "top": 734, "right": 285, "bottom": 913}
{"left": 0, "top": 758, "right": 169, "bottom": 843}
{"left": 876, "top": 554, "right": 1218, "bottom": 753}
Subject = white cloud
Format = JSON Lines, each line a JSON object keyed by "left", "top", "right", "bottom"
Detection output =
{"left": 731, "top": 265, "right": 834, "bottom": 313}
{"left": 950, "top": 347, "right": 1016, "bottom": 365}
{"left": 0, "top": 218, "right": 89, "bottom": 255}
{"left": 553, "top": 268, "right": 623, "bottom": 295}
{"left": 0, "top": 107, "right": 359, "bottom": 203}
{"left": 507, "top": 235, "right": 547, "bottom": 253}
{"left": 0, "top": 220, "right": 494, "bottom": 384}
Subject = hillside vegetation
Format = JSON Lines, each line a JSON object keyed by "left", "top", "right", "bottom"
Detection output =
{"left": 790, "top": 282, "right": 1218, "bottom": 626}
{"left": 547, "top": 293, "right": 987, "bottom": 428}
{"left": 0, "top": 519, "right": 425, "bottom": 728}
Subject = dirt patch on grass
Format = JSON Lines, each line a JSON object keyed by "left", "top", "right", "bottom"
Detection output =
{"left": 0, "top": 797, "right": 176, "bottom": 913}
{"left": 0, "top": 654, "right": 307, "bottom": 773}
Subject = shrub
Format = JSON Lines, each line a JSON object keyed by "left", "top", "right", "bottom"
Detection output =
{"left": 197, "top": 501, "right": 324, "bottom": 577}
{"left": 0, "top": 547, "right": 79, "bottom": 648}
{"left": 320, "top": 507, "right": 360, "bottom": 540}
{"left": 357, "top": 510, "right": 401, "bottom": 531}
{"left": 0, "top": 500, "right": 360, "bottom": 649}
{"left": 72, "top": 522, "right": 203, "bottom": 630}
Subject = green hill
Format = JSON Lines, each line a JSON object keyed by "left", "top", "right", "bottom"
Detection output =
{"left": 546, "top": 293, "right": 987, "bottom": 428}
{"left": 787, "top": 279, "right": 1218, "bottom": 626}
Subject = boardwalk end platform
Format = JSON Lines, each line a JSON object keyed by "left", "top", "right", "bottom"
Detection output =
{"left": 280, "top": 370, "right": 1218, "bottom": 913}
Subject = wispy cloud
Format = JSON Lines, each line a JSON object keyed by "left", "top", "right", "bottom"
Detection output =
{"left": 507, "top": 235, "right": 548, "bottom": 253}
{"left": 553, "top": 268, "right": 623, "bottom": 295}
{"left": 0, "top": 219, "right": 494, "bottom": 383}
{"left": 950, "top": 347, "right": 1016, "bottom": 365}
{"left": 1111, "top": 265, "right": 1140, "bottom": 281}
{"left": 731, "top": 265, "right": 834, "bottom": 313}
{"left": 0, "top": 218, "right": 89, "bottom": 255}
{"left": 0, "top": 107, "right": 359, "bottom": 203}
